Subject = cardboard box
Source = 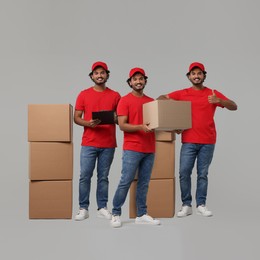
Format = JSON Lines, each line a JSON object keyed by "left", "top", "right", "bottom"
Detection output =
{"left": 155, "top": 130, "right": 176, "bottom": 141}
{"left": 151, "top": 141, "right": 175, "bottom": 179}
{"left": 29, "top": 142, "right": 73, "bottom": 180}
{"left": 29, "top": 180, "right": 72, "bottom": 219}
{"left": 135, "top": 141, "right": 175, "bottom": 179}
{"left": 28, "top": 104, "right": 73, "bottom": 142}
{"left": 129, "top": 178, "right": 175, "bottom": 218}
{"left": 143, "top": 100, "right": 191, "bottom": 130}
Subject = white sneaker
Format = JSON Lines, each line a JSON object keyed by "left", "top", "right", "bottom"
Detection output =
{"left": 135, "top": 214, "right": 161, "bottom": 225}
{"left": 97, "top": 208, "right": 112, "bottom": 219}
{"left": 75, "top": 209, "right": 89, "bottom": 221}
{"left": 177, "top": 205, "right": 192, "bottom": 217}
{"left": 110, "top": 215, "right": 121, "bottom": 228}
{"left": 197, "top": 205, "right": 213, "bottom": 217}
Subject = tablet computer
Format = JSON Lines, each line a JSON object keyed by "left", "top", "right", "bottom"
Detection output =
{"left": 92, "top": 110, "right": 115, "bottom": 125}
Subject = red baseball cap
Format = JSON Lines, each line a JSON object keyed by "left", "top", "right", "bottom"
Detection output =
{"left": 91, "top": 61, "right": 109, "bottom": 72}
{"left": 128, "top": 67, "right": 148, "bottom": 80}
{"left": 188, "top": 62, "right": 206, "bottom": 73}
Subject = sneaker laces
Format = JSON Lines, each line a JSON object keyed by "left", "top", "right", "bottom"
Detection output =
{"left": 181, "top": 206, "right": 188, "bottom": 213}
{"left": 112, "top": 215, "right": 119, "bottom": 222}
{"left": 145, "top": 214, "right": 153, "bottom": 220}
{"left": 99, "top": 208, "right": 109, "bottom": 214}
{"left": 199, "top": 206, "right": 208, "bottom": 212}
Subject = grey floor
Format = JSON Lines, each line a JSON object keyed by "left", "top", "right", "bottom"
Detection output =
{"left": 2, "top": 204, "right": 258, "bottom": 260}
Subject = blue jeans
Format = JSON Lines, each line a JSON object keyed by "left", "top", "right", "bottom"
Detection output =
{"left": 78, "top": 146, "right": 115, "bottom": 210}
{"left": 179, "top": 143, "right": 215, "bottom": 207}
{"left": 112, "top": 150, "right": 155, "bottom": 217}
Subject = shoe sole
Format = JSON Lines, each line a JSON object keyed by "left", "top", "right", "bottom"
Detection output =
{"left": 75, "top": 216, "right": 89, "bottom": 221}
{"left": 111, "top": 224, "right": 121, "bottom": 228}
{"left": 97, "top": 213, "right": 112, "bottom": 220}
{"left": 196, "top": 212, "right": 213, "bottom": 217}
{"left": 135, "top": 221, "right": 161, "bottom": 225}
{"left": 177, "top": 212, "right": 192, "bottom": 218}
{"left": 111, "top": 223, "right": 121, "bottom": 228}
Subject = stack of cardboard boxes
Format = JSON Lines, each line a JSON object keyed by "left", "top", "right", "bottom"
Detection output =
{"left": 28, "top": 104, "right": 73, "bottom": 219}
{"left": 129, "top": 100, "right": 192, "bottom": 218}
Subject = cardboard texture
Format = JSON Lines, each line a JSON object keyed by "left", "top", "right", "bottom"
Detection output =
{"left": 151, "top": 141, "right": 175, "bottom": 179}
{"left": 135, "top": 141, "right": 175, "bottom": 180}
{"left": 129, "top": 178, "right": 175, "bottom": 218}
{"left": 155, "top": 130, "right": 176, "bottom": 141}
{"left": 143, "top": 100, "right": 192, "bottom": 130}
{"left": 29, "top": 180, "right": 72, "bottom": 219}
{"left": 28, "top": 104, "right": 73, "bottom": 142}
{"left": 29, "top": 142, "right": 73, "bottom": 180}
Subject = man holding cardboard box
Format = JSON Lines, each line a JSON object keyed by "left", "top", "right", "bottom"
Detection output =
{"left": 158, "top": 62, "right": 237, "bottom": 217}
{"left": 110, "top": 67, "right": 161, "bottom": 228}
{"left": 74, "top": 61, "right": 121, "bottom": 221}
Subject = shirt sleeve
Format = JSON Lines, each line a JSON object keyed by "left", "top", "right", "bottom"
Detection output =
{"left": 115, "top": 92, "right": 121, "bottom": 109}
{"left": 168, "top": 90, "right": 182, "bottom": 100}
{"left": 117, "top": 97, "right": 128, "bottom": 116}
{"left": 75, "top": 91, "right": 85, "bottom": 111}
{"left": 213, "top": 89, "right": 229, "bottom": 108}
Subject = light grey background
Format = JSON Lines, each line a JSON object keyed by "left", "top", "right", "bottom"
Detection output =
{"left": 0, "top": 0, "right": 259, "bottom": 259}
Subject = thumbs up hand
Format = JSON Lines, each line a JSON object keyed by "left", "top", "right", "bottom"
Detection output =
{"left": 208, "top": 89, "right": 220, "bottom": 104}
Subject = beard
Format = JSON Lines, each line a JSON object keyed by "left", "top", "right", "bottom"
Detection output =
{"left": 131, "top": 83, "right": 145, "bottom": 91}
{"left": 92, "top": 77, "right": 107, "bottom": 85}
{"left": 191, "top": 78, "right": 204, "bottom": 85}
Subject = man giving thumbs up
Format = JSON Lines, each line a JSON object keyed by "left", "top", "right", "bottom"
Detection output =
{"left": 158, "top": 62, "right": 237, "bottom": 218}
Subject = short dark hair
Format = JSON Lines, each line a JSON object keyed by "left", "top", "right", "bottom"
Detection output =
{"left": 89, "top": 68, "right": 110, "bottom": 77}
{"left": 186, "top": 70, "right": 207, "bottom": 77}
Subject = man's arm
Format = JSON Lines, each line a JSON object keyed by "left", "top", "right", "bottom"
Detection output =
{"left": 118, "top": 115, "right": 152, "bottom": 133}
{"left": 208, "top": 90, "right": 238, "bottom": 111}
{"left": 218, "top": 99, "right": 237, "bottom": 110}
{"left": 157, "top": 94, "right": 170, "bottom": 100}
{"left": 74, "top": 110, "right": 101, "bottom": 128}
